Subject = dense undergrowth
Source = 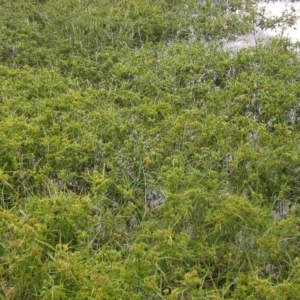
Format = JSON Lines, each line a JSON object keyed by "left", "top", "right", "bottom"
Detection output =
{"left": 1, "top": 0, "right": 300, "bottom": 299}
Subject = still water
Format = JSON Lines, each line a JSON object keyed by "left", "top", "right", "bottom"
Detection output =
{"left": 224, "top": 0, "right": 300, "bottom": 50}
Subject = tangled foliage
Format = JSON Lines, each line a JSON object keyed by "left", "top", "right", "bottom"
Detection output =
{"left": 1, "top": 0, "right": 300, "bottom": 299}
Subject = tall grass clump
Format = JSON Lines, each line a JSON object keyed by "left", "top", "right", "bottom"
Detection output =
{"left": 1, "top": 0, "right": 300, "bottom": 299}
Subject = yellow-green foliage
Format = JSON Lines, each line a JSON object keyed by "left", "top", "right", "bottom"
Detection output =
{"left": 1, "top": 0, "right": 300, "bottom": 299}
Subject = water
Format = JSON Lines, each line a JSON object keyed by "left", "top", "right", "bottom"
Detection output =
{"left": 223, "top": 0, "right": 300, "bottom": 50}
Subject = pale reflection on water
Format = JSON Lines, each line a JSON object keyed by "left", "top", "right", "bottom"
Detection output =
{"left": 223, "top": 0, "right": 300, "bottom": 50}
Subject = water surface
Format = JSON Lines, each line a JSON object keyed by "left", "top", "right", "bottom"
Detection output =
{"left": 224, "top": 0, "right": 300, "bottom": 50}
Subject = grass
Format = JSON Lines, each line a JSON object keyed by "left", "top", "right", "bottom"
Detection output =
{"left": 1, "top": 0, "right": 300, "bottom": 299}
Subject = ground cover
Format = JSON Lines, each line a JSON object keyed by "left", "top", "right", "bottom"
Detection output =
{"left": 1, "top": 0, "right": 300, "bottom": 299}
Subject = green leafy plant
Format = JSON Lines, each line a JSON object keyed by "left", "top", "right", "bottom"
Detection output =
{"left": 1, "top": 0, "right": 300, "bottom": 299}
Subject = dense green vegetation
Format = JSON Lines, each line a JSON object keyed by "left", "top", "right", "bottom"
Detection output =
{"left": 1, "top": 0, "right": 300, "bottom": 299}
